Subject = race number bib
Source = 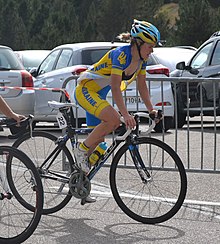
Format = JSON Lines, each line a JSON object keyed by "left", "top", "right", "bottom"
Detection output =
{"left": 56, "top": 112, "right": 67, "bottom": 129}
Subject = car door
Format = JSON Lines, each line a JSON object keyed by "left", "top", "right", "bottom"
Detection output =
{"left": 34, "top": 48, "right": 73, "bottom": 121}
{"left": 200, "top": 40, "right": 220, "bottom": 108}
{"left": 180, "top": 41, "right": 214, "bottom": 108}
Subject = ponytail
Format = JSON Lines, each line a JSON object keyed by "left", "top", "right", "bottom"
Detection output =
{"left": 116, "top": 32, "right": 131, "bottom": 42}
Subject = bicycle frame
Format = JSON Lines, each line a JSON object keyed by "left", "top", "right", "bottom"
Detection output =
{"left": 37, "top": 101, "right": 158, "bottom": 184}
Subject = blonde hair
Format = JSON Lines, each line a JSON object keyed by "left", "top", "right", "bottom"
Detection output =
{"left": 116, "top": 32, "right": 131, "bottom": 42}
{"left": 116, "top": 32, "right": 144, "bottom": 46}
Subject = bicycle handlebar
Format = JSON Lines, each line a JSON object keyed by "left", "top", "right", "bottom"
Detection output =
{"left": 116, "top": 110, "right": 162, "bottom": 141}
{"left": 1, "top": 115, "right": 34, "bottom": 139}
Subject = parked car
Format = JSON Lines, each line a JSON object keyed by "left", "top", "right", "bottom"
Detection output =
{"left": 149, "top": 46, "right": 197, "bottom": 72}
{"left": 171, "top": 32, "right": 220, "bottom": 128}
{"left": 31, "top": 42, "right": 174, "bottom": 132}
{"left": 0, "top": 45, "right": 35, "bottom": 119}
{"left": 15, "top": 50, "right": 50, "bottom": 72}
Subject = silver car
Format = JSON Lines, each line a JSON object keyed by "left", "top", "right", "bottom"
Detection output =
{"left": 32, "top": 42, "right": 174, "bottom": 131}
{"left": 0, "top": 45, "right": 35, "bottom": 117}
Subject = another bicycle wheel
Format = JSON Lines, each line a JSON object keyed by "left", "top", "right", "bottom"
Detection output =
{"left": 0, "top": 146, "right": 43, "bottom": 243}
{"left": 110, "top": 137, "right": 187, "bottom": 224}
{"left": 13, "top": 131, "right": 74, "bottom": 215}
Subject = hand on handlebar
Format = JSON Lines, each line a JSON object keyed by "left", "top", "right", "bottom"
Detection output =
{"left": 149, "top": 109, "right": 163, "bottom": 123}
{"left": 123, "top": 114, "right": 136, "bottom": 129}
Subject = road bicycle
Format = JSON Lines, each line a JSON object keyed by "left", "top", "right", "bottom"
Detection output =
{"left": 0, "top": 146, "right": 43, "bottom": 243}
{"left": 12, "top": 100, "right": 187, "bottom": 224}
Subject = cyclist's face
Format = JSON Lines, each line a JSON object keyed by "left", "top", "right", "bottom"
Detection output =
{"left": 140, "top": 43, "right": 155, "bottom": 60}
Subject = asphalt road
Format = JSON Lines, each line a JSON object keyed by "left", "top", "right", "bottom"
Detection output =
{"left": 1, "top": 120, "right": 220, "bottom": 244}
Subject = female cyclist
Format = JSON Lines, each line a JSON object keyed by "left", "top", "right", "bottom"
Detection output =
{"left": 74, "top": 19, "right": 161, "bottom": 174}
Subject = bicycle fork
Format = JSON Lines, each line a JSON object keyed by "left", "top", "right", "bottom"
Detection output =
{"left": 128, "top": 144, "right": 151, "bottom": 183}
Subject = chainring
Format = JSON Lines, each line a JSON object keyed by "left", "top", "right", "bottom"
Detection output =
{"left": 69, "top": 171, "right": 91, "bottom": 199}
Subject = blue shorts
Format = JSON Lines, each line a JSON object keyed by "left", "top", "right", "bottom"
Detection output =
{"left": 74, "top": 85, "right": 111, "bottom": 127}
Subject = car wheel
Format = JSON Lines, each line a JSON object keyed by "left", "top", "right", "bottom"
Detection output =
{"left": 174, "top": 85, "right": 186, "bottom": 128}
{"left": 176, "top": 112, "right": 186, "bottom": 128}
{"left": 154, "top": 116, "right": 174, "bottom": 133}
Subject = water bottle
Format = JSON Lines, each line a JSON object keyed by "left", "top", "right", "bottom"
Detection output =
{"left": 89, "top": 142, "right": 108, "bottom": 166}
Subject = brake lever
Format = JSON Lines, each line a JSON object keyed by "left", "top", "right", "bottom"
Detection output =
{"left": 149, "top": 110, "right": 163, "bottom": 122}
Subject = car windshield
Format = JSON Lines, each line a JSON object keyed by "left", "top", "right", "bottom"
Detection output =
{"left": 0, "top": 48, "right": 24, "bottom": 70}
{"left": 81, "top": 49, "right": 111, "bottom": 65}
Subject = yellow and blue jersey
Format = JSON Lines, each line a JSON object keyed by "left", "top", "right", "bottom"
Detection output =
{"left": 75, "top": 44, "right": 147, "bottom": 127}
{"left": 77, "top": 45, "right": 147, "bottom": 91}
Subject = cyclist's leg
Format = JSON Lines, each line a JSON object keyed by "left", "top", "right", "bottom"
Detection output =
{"left": 75, "top": 85, "right": 120, "bottom": 149}
{"left": 110, "top": 137, "right": 187, "bottom": 224}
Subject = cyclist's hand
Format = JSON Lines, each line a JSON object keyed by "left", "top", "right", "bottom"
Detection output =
{"left": 123, "top": 114, "right": 136, "bottom": 129}
{"left": 149, "top": 109, "right": 163, "bottom": 123}
{"left": 11, "top": 113, "right": 26, "bottom": 126}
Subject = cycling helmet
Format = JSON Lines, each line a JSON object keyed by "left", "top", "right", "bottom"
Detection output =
{"left": 131, "top": 19, "right": 161, "bottom": 45}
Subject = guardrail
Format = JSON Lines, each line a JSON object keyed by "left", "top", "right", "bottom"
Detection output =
{"left": 147, "top": 77, "right": 220, "bottom": 174}
{"left": 62, "top": 75, "right": 220, "bottom": 174}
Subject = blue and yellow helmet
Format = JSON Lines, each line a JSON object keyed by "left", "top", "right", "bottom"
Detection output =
{"left": 131, "top": 19, "right": 161, "bottom": 45}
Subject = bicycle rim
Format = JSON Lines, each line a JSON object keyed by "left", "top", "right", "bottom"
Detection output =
{"left": 12, "top": 131, "right": 74, "bottom": 215}
{"left": 110, "top": 137, "right": 187, "bottom": 224}
{"left": 0, "top": 146, "right": 43, "bottom": 243}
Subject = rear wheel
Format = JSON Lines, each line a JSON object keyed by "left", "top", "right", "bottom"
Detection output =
{"left": 13, "top": 131, "right": 74, "bottom": 215}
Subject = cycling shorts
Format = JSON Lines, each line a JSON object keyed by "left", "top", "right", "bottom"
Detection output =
{"left": 74, "top": 83, "right": 111, "bottom": 127}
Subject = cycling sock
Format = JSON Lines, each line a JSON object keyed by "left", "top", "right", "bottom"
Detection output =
{"left": 79, "top": 142, "right": 89, "bottom": 152}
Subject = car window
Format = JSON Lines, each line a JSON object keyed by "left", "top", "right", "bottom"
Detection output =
{"left": 0, "top": 48, "right": 23, "bottom": 70}
{"left": 55, "top": 49, "right": 73, "bottom": 69}
{"left": 81, "top": 49, "right": 111, "bottom": 65}
{"left": 190, "top": 42, "right": 213, "bottom": 69}
{"left": 38, "top": 49, "right": 60, "bottom": 75}
{"left": 211, "top": 41, "right": 220, "bottom": 66}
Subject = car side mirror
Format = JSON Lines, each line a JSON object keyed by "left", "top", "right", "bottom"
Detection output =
{"left": 176, "top": 61, "right": 199, "bottom": 75}
{"left": 176, "top": 61, "right": 186, "bottom": 70}
{"left": 30, "top": 68, "right": 38, "bottom": 77}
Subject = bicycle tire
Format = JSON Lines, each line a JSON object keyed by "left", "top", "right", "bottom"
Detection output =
{"left": 12, "top": 131, "right": 74, "bottom": 215}
{"left": 110, "top": 137, "right": 187, "bottom": 224}
{"left": 0, "top": 146, "right": 43, "bottom": 243}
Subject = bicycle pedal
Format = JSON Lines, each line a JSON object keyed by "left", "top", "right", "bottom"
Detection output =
{"left": 81, "top": 195, "right": 96, "bottom": 205}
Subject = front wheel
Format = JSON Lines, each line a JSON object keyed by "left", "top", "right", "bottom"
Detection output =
{"left": 110, "top": 137, "right": 187, "bottom": 224}
{"left": 0, "top": 146, "right": 43, "bottom": 243}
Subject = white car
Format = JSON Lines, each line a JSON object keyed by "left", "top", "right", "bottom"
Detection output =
{"left": 32, "top": 42, "right": 174, "bottom": 132}
{"left": 15, "top": 50, "right": 50, "bottom": 72}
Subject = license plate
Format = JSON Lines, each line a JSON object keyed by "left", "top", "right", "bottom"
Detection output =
{"left": 125, "top": 96, "right": 143, "bottom": 104}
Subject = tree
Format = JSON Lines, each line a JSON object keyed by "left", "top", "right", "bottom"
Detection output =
{"left": 39, "top": 0, "right": 82, "bottom": 48}
{"left": 175, "top": 0, "right": 215, "bottom": 47}
{"left": 0, "top": 0, "right": 28, "bottom": 50}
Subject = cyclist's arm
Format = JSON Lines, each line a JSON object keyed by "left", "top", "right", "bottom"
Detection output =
{"left": 111, "top": 74, "right": 129, "bottom": 117}
{"left": 137, "top": 73, "right": 154, "bottom": 112}
{"left": 111, "top": 74, "right": 136, "bottom": 128}
{"left": 0, "top": 96, "right": 25, "bottom": 123}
